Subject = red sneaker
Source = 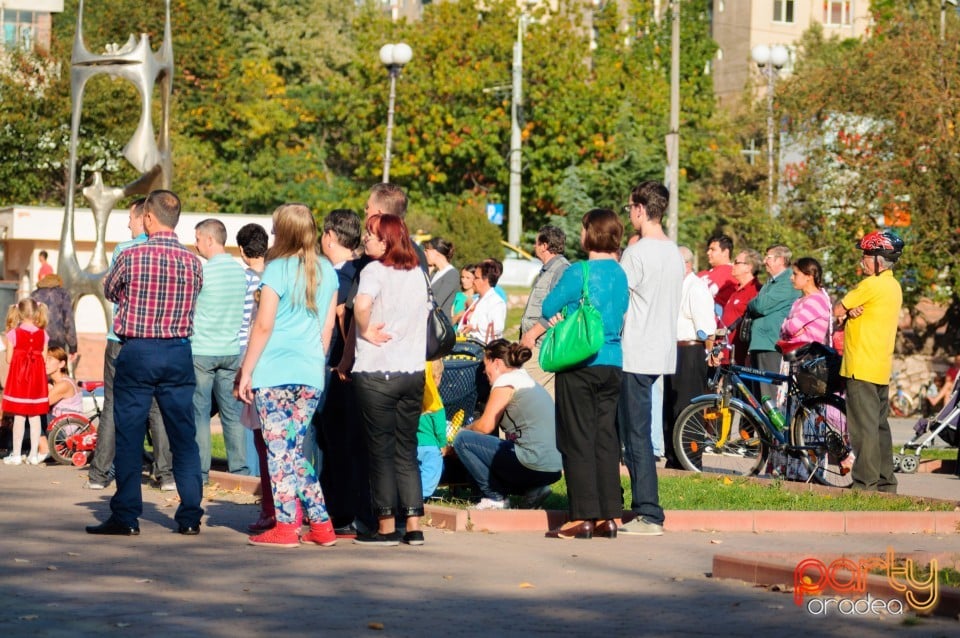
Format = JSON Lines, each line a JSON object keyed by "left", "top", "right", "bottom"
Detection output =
{"left": 248, "top": 522, "right": 300, "bottom": 548}
{"left": 301, "top": 520, "right": 337, "bottom": 547}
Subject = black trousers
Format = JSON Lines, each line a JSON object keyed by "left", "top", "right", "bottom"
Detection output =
{"left": 555, "top": 365, "right": 623, "bottom": 521}
{"left": 663, "top": 344, "right": 709, "bottom": 466}
{"left": 315, "top": 373, "right": 374, "bottom": 531}
{"left": 353, "top": 371, "right": 426, "bottom": 518}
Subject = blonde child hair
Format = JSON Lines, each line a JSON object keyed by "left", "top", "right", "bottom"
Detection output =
{"left": 7, "top": 298, "right": 49, "bottom": 331}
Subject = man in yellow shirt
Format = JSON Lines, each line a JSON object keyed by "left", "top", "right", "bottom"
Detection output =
{"left": 833, "top": 230, "right": 904, "bottom": 493}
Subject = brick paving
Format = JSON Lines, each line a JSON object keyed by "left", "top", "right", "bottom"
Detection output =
{"left": 1, "top": 462, "right": 959, "bottom": 636}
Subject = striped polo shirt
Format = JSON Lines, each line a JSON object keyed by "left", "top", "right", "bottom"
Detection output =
{"left": 191, "top": 252, "right": 247, "bottom": 356}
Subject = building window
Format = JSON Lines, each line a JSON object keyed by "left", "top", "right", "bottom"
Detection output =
{"left": 773, "top": 0, "right": 795, "bottom": 23}
{"left": 823, "top": 1, "right": 851, "bottom": 26}
{"left": 2, "top": 10, "right": 38, "bottom": 51}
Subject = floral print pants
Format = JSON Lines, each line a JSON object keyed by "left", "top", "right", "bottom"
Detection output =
{"left": 255, "top": 384, "right": 329, "bottom": 524}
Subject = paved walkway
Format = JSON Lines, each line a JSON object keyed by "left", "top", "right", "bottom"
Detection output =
{"left": 1, "top": 461, "right": 959, "bottom": 636}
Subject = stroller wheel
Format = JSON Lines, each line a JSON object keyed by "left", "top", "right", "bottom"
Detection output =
{"left": 892, "top": 454, "right": 901, "bottom": 472}
{"left": 899, "top": 455, "right": 919, "bottom": 474}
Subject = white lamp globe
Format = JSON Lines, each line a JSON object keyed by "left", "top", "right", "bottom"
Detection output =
{"left": 770, "top": 45, "right": 789, "bottom": 68}
{"left": 751, "top": 44, "right": 771, "bottom": 65}
{"left": 393, "top": 43, "right": 413, "bottom": 65}
{"left": 379, "top": 44, "right": 395, "bottom": 66}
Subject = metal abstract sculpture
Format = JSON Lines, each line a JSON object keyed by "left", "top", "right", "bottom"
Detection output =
{"left": 60, "top": 0, "right": 173, "bottom": 316}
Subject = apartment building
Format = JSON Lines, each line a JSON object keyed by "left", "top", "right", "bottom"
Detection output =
{"left": 712, "top": 0, "right": 870, "bottom": 107}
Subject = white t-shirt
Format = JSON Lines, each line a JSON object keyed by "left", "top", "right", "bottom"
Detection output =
{"left": 677, "top": 271, "right": 717, "bottom": 341}
{"left": 462, "top": 288, "right": 506, "bottom": 344}
{"left": 354, "top": 261, "right": 429, "bottom": 374}
{"left": 620, "top": 237, "right": 684, "bottom": 374}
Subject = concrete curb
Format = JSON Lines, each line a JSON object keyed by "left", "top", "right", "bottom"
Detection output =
{"left": 209, "top": 471, "right": 960, "bottom": 535}
{"left": 712, "top": 551, "right": 960, "bottom": 618}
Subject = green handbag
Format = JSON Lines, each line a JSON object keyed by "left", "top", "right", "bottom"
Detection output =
{"left": 539, "top": 261, "right": 605, "bottom": 372}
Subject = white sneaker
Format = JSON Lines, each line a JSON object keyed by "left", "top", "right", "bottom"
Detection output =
{"left": 36, "top": 453, "right": 49, "bottom": 464}
{"left": 3, "top": 454, "right": 23, "bottom": 465}
{"left": 160, "top": 482, "right": 177, "bottom": 492}
{"left": 472, "top": 498, "right": 507, "bottom": 510}
{"left": 619, "top": 518, "right": 664, "bottom": 536}
{"left": 25, "top": 455, "right": 41, "bottom": 465}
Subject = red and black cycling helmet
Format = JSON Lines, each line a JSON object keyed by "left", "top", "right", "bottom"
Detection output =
{"left": 856, "top": 229, "right": 904, "bottom": 260}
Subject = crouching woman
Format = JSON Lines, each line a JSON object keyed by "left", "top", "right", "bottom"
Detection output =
{"left": 453, "top": 339, "right": 562, "bottom": 510}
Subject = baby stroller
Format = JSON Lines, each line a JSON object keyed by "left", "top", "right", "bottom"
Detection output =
{"left": 894, "top": 378, "right": 960, "bottom": 473}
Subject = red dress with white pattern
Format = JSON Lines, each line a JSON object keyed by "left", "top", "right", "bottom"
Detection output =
{"left": 2, "top": 326, "right": 49, "bottom": 416}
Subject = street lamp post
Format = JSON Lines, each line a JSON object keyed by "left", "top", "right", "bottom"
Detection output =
{"left": 751, "top": 44, "right": 789, "bottom": 216}
{"left": 508, "top": 7, "right": 535, "bottom": 247}
{"left": 379, "top": 42, "right": 413, "bottom": 184}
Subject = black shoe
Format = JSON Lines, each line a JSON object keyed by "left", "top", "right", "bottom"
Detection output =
{"left": 353, "top": 531, "right": 401, "bottom": 546}
{"left": 177, "top": 524, "right": 201, "bottom": 536}
{"left": 402, "top": 530, "right": 424, "bottom": 546}
{"left": 86, "top": 518, "right": 139, "bottom": 536}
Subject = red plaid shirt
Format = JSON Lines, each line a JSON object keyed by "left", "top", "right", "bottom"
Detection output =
{"left": 104, "top": 231, "right": 203, "bottom": 339}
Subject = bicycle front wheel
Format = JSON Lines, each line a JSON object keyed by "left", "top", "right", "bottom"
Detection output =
{"left": 47, "top": 416, "right": 93, "bottom": 466}
{"left": 791, "top": 395, "right": 852, "bottom": 488}
{"left": 673, "top": 400, "right": 768, "bottom": 477}
{"left": 889, "top": 392, "right": 915, "bottom": 418}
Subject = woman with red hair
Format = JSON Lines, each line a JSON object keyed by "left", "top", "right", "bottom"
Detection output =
{"left": 352, "top": 213, "right": 430, "bottom": 546}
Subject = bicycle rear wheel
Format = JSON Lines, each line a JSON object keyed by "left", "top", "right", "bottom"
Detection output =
{"left": 791, "top": 395, "right": 852, "bottom": 488}
{"left": 47, "top": 417, "right": 93, "bottom": 466}
{"left": 673, "top": 400, "right": 768, "bottom": 477}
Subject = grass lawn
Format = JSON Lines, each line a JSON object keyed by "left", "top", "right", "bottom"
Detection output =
{"left": 432, "top": 473, "right": 955, "bottom": 512}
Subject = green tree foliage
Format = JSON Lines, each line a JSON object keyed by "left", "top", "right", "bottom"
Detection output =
{"left": 4, "top": 0, "right": 718, "bottom": 259}
{"left": 776, "top": 11, "right": 960, "bottom": 350}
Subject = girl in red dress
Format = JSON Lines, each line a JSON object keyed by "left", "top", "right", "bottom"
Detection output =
{"left": 2, "top": 299, "right": 49, "bottom": 465}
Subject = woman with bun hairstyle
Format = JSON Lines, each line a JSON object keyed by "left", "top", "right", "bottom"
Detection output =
{"left": 452, "top": 339, "right": 562, "bottom": 510}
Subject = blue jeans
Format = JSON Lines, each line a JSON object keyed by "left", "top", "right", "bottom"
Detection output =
{"left": 90, "top": 339, "right": 173, "bottom": 485}
{"left": 192, "top": 354, "right": 248, "bottom": 481}
{"left": 617, "top": 373, "right": 664, "bottom": 525}
{"left": 110, "top": 338, "right": 203, "bottom": 528}
{"left": 453, "top": 430, "right": 560, "bottom": 501}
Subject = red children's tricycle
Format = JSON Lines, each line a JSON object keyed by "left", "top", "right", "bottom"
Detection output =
{"left": 47, "top": 380, "right": 103, "bottom": 467}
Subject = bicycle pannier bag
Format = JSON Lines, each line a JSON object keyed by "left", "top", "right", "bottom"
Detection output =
{"left": 792, "top": 342, "right": 843, "bottom": 397}
{"left": 539, "top": 262, "right": 605, "bottom": 373}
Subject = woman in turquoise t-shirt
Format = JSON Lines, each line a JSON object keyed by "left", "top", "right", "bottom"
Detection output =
{"left": 237, "top": 203, "right": 338, "bottom": 548}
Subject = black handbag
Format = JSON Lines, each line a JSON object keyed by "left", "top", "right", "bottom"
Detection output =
{"left": 739, "top": 312, "right": 755, "bottom": 344}
{"left": 424, "top": 271, "right": 456, "bottom": 361}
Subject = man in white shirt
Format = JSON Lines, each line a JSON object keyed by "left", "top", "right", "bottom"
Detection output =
{"left": 663, "top": 246, "right": 716, "bottom": 468}
{"left": 617, "top": 181, "right": 684, "bottom": 536}
{"left": 460, "top": 258, "right": 506, "bottom": 344}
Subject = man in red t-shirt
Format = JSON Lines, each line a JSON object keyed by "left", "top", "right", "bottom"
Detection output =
{"left": 697, "top": 234, "right": 737, "bottom": 311}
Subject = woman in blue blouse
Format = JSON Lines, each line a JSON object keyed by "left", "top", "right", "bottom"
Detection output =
{"left": 542, "top": 209, "right": 629, "bottom": 540}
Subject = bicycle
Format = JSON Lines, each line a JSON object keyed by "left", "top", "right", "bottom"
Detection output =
{"left": 47, "top": 380, "right": 103, "bottom": 467}
{"left": 888, "top": 370, "right": 939, "bottom": 418}
{"left": 672, "top": 331, "right": 852, "bottom": 488}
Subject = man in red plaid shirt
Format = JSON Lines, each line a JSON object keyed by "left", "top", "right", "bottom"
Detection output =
{"left": 87, "top": 189, "right": 205, "bottom": 537}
